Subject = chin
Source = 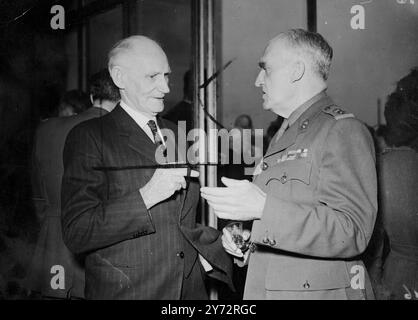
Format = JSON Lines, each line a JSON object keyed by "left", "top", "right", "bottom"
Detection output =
{"left": 150, "top": 102, "right": 165, "bottom": 114}
{"left": 262, "top": 102, "right": 272, "bottom": 111}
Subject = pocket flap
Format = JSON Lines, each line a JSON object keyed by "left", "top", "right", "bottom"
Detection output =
{"left": 265, "top": 255, "right": 351, "bottom": 291}
{"left": 267, "top": 159, "right": 312, "bottom": 185}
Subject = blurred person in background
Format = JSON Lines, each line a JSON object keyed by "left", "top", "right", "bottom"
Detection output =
{"left": 25, "top": 69, "right": 120, "bottom": 299}
{"left": 89, "top": 69, "right": 121, "bottom": 113}
{"left": 368, "top": 68, "right": 418, "bottom": 300}
{"left": 57, "top": 90, "right": 91, "bottom": 117}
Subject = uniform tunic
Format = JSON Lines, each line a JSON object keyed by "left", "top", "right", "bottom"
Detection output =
{"left": 245, "top": 92, "right": 377, "bottom": 300}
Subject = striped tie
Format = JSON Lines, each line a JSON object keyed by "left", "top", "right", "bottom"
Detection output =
{"left": 147, "top": 120, "right": 163, "bottom": 145}
{"left": 147, "top": 120, "right": 167, "bottom": 159}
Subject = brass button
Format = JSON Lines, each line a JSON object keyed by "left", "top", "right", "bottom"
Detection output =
{"left": 262, "top": 237, "right": 269, "bottom": 244}
{"left": 177, "top": 251, "right": 185, "bottom": 259}
{"left": 303, "top": 281, "right": 310, "bottom": 289}
{"left": 269, "top": 239, "right": 276, "bottom": 246}
{"left": 280, "top": 174, "right": 287, "bottom": 184}
{"left": 300, "top": 120, "right": 309, "bottom": 129}
{"left": 261, "top": 162, "right": 268, "bottom": 171}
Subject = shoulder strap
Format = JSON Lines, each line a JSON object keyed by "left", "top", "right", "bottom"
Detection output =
{"left": 322, "top": 105, "right": 355, "bottom": 120}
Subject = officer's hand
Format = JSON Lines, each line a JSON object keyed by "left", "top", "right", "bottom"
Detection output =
{"left": 201, "top": 177, "right": 266, "bottom": 221}
{"left": 222, "top": 228, "right": 251, "bottom": 267}
{"left": 140, "top": 168, "right": 199, "bottom": 209}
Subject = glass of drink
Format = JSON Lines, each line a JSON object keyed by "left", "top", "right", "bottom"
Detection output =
{"left": 225, "top": 221, "right": 250, "bottom": 253}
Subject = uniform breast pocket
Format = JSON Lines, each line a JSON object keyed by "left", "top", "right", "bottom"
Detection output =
{"left": 265, "top": 159, "right": 313, "bottom": 200}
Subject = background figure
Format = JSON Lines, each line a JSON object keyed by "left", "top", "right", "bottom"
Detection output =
{"left": 368, "top": 68, "right": 418, "bottom": 300}
{"left": 24, "top": 69, "right": 119, "bottom": 299}
{"left": 234, "top": 114, "right": 253, "bottom": 130}
{"left": 89, "top": 69, "right": 121, "bottom": 112}
{"left": 57, "top": 90, "right": 91, "bottom": 117}
{"left": 164, "top": 70, "right": 193, "bottom": 134}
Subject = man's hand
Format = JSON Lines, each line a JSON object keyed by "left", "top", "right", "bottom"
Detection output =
{"left": 222, "top": 228, "right": 251, "bottom": 267}
{"left": 200, "top": 177, "right": 266, "bottom": 221}
{"left": 140, "top": 168, "right": 199, "bottom": 209}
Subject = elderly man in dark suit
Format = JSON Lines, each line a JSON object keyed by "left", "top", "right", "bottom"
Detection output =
{"left": 61, "top": 35, "right": 232, "bottom": 300}
{"left": 201, "top": 29, "right": 377, "bottom": 300}
{"left": 26, "top": 69, "right": 119, "bottom": 299}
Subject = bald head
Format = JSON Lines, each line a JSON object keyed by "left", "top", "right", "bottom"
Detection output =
{"left": 108, "top": 35, "right": 166, "bottom": 69}
{"left": 108, "top": 35, "right": 171, "bottom": 116}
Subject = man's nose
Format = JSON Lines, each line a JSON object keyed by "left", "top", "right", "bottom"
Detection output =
{"left": 255, "top": 70, "right": 264, "bottom": 87}
{"left": 158, "top": 76, "right": 170, "bottom": 94}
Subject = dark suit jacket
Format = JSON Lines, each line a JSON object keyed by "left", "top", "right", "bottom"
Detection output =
{"left": 61, "top": 105, "right": 232, "bottom": 299}
{"left": 26, "top": 107, "right": 107, "bottom": 298}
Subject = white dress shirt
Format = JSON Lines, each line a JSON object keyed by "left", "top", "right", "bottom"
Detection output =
{"left": 120, "top": 101, "right": 165, "bottom": 146}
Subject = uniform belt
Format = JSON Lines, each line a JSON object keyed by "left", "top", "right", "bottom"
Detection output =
{"left": 252, "top": 243, "right": 363, "bottom": 261}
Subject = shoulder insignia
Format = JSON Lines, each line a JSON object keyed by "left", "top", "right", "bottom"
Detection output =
{"left": 322, "top": 105, "right": 354, "bottom": 120}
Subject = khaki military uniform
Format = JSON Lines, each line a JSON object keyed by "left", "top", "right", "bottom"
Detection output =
{"left": 244, "top": 93, "right": 377, "bottom": 300}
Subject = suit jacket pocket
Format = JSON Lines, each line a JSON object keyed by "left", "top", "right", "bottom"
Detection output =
{"left": 265, "top": 255, "right": 351, "bottom": 291}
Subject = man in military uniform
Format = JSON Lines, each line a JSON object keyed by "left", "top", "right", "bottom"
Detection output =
{"left": 201, "top": 29, "right": 377, "bottom": 299}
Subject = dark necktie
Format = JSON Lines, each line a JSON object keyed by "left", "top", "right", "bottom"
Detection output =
{"left": 147, "top": 120, "right": 167, "bottom": 159}
{"left": 147, "top": 120, "right": 163, "bottom": 145}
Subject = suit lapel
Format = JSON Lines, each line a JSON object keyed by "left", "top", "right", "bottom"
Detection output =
{"left": 111, "top": 105, "right": 157, "bottom": 164}
{"left": 112, "top": 110, "right": 190, "bottom": 220}
{"left": 264, "top": 95, "right": 334, "bottom": 159}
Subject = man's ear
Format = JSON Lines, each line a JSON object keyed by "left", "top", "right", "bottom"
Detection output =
{"left": 109, "top": 66, "right": 125, "bottom": 89}
{"left": 291, "top": 60, "right": 305, "bottom": 83}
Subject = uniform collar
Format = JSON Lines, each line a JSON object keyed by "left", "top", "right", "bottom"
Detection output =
{"left": 264, "top": 91, "right": 334, "bottom": 158}
{"left": 287, "top": 90, "right": 327, "bottom": 127}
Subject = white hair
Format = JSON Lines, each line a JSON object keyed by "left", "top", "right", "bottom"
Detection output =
{"left": 278, "top": 29, "right": 333, "bottom": 81}
{"left": 107, "top": 35, "right": 161, "bottom": 70}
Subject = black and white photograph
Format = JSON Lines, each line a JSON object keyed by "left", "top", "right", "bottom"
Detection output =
{"left": 0, "top": 0, "right": 417, "bottom": 308}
